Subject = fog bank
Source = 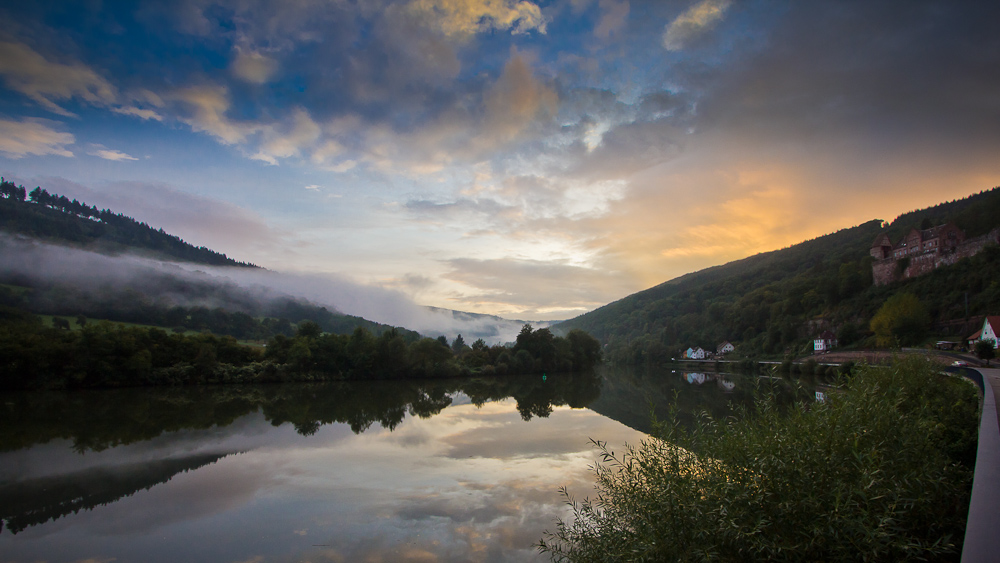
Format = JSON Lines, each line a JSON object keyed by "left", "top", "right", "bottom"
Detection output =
{"left": 0, "top": 234, "right": 547, "bottom": 343}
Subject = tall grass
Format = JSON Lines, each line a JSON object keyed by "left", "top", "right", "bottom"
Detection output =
{"left": 540, "top": 357, "right": 979, "bottom": 562}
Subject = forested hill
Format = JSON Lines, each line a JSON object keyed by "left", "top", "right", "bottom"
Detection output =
{"left": 556, "top": 187, "right": 1000, "bottom": 362}
{"left": 0, "top": 179, "right": 256, "bottom": 267}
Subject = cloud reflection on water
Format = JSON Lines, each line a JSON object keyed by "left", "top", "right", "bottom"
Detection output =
{"left": 1, "top": 394, "right": 644, "bottom": 563}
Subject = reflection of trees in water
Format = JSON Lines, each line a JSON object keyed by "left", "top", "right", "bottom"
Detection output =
{"left": 0, "top": 372, "right": 605, "bottom": 454}
{"left": 1, "top": 369, "right": 788, "bottom": 536}
{"left": 589, "top": 365, "right": 805, "bottom": 435}
{"left": 0, "top": 453, "right": 232, "bottom": 535}
{"left": 0, "top": 373, "right": 603, "bottom": 535}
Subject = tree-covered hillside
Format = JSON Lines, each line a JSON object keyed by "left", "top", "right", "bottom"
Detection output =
{"left": 0, "top": 179, "right": 420, "bottom": 342}
{"left": 0, "top": 179, "right": 256, "bottom": 267}
{"left": 556, "top": 187, "right": 1000, "bottom": 363}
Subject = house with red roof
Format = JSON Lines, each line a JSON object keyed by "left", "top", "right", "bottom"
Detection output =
{"left": 968, "top": 316, "right": 1000, "bottom": 349}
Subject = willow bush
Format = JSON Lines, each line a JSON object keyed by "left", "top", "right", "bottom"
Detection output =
{"left": 540, "top": 357, "right": 979, "bottom": 562}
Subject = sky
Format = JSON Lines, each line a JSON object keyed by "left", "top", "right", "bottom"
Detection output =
{"left": 1, "top": 0, "right": 999, "bottom": 322}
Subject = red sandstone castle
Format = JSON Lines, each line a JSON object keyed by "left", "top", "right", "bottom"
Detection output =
{"left": 870, "top": 223, "right": 1000, "bottom": 286}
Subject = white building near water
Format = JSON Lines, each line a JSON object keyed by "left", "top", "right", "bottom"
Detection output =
{"left": 717, "top": 341, "right": 735, "bottom": 355}
{"left": 684, "top": 347, "right": 706, "bottom": 359}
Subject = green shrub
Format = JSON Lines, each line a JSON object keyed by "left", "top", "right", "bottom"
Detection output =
{"left": 540, "top": 357, "right": 978, "bottom": 562}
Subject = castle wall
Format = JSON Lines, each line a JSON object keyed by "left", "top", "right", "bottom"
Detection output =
{"left": 872, "top": 259, "right": 897, "bottom": 286}
{"left": 872, "top": 228, "right": 999, "bottom": 286}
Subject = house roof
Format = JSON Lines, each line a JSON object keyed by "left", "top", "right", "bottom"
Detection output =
{"left": 968, "top": 329, "right": 983, "bottom": 340}
{"left": 984, "top": 316, "right": 1000, "bottom": 335}
{"left": 870, "top": 233, "right": 892, "bottom": 248}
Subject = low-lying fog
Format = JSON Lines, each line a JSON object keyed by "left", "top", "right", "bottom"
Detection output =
{"left": 0, "top": 234, "right": 554, "bottom": 343}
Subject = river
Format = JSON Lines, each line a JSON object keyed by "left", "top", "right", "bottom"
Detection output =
{"left": 0, "top": 366, "right": 755, "bottom": 562}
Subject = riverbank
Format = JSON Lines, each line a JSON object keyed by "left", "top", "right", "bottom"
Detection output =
{"left": 667, "top": 347, "right": 986, "bottom": 370}
{"left": 541, "top": 357, "right": 979, "bottom": 561}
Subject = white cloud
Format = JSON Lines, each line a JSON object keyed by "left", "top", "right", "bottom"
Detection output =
{"left": 250, "top": 152, "right": 278, "bottom": 165}
{"left": 662, "top": 0, "right": 731, "bottom": 51}
{"left": 112, "top": 106, "right": 164, "bottom": 121}
{"left": 231, "top": 49, "right": 278, "bottom": 84}
{"left": 0, "top": 41, "right": 118, "bottom": 116}
{"left": 87, "top": 144, "right": 139, "bottom": 161}
{"left": 0, "top": 117, "right": 75, "bottom": 158}
{"left": 254, "top": 107, "right": 322, "bottom": 163}
{"left": 171, "top": 85, "right": 260, "bottom": 144}
{"left": 304, "top": 184, "right": 321, "bottom": 190}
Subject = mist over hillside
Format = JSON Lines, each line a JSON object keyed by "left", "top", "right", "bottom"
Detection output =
{"left": 0, "top": 234, "right": 537, "bottom": 343}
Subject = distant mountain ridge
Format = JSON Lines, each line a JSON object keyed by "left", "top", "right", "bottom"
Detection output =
{"left": 556, "top": 187, "right": 1000, "bottom": 363}
{"left": 0, "top": 178, "right": 256, "bottom": 268}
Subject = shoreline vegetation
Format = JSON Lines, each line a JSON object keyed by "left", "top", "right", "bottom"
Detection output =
{"left": 539, "top": 356, "right": 980, "bottom": 562}
{"left": 0, "top": 307, "right": 601, "bottom": 389}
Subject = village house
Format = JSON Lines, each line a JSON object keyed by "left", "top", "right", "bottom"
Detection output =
{"left": 814, "top": 330, "right": 837, "bottom": 353}
{"left": 717, "top": 341, "right": 735, "bottom": 355}
{"left": 870, "top": 223, "right": 1000, "bottom": 286}
{"left": 967, "top": 316, "right": 1000, "bottom": 349}
{"left": 683, "top": 347, "right": 706, "bottom": 360}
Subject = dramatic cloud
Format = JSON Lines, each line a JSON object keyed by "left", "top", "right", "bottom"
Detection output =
{"left": 407, "top": 0, "right": 547, "bottom": 38}
{"left": 0, "top": 118, "right": 75, "bottom": 158}
{"left": 1, "top": 1, "right": 999, "bottom": 321}
{"left": 0, "top": 41, "right": 117, "bottom": 116}
{"left": 479, "top": 51, "right": 558, "bottom": 150}
{"left": 662, "top": 0, "right": 731, "bottom": 51}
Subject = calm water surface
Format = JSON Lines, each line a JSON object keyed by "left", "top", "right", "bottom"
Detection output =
{"left": 0, "top": 367, "right": 751, "bottom": 562}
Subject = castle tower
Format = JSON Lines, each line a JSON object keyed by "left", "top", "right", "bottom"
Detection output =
{"left": 870, "top": 233, "right": 892, "bottom": 260}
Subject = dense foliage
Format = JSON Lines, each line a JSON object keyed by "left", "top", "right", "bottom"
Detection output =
{"left": 0, "top": 178, "right": 255, "bottom": 267}
{"left": 539, "top": 357, "right": 979, "bottom": 561}
{"left": 871, "top": 292, "right": 932, "bottom": 346}
{"left": 557, "top": 187, "right": 1000, "bottom": 362}
{"left": 0, "top": 309, "right": 602, "bottom": 389}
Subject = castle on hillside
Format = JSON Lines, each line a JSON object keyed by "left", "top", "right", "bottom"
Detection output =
{"left": 870, "top": 223, "right": 1000, "bottom": 286}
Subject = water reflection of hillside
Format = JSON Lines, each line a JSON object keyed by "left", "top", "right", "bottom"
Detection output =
{"left": 0, "top": 373, "right": 603, "bottom": 535}
{"left": 0, "top": 373, "right": 602, "bottom": 454}
{"left": 0, "top": 453, "right": 233, "bottom": 535}
{"left": 590, "top": 365, "right": 756, "bottom": 434}
{"left": 0, "top": 369, "right": 790, "bottom": 536}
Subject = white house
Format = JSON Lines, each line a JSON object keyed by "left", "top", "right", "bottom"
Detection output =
{"left": 716, "top": 341, "right": 735, "bottom": 355}
{"left": 684, "top": 347, "right": 706, "bottom": 360}
{"left": 969, "top": 316, "right": 1000, "bottom": 349}
{"left": 814, "top": 331, "right": 837, "bottom": 353}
